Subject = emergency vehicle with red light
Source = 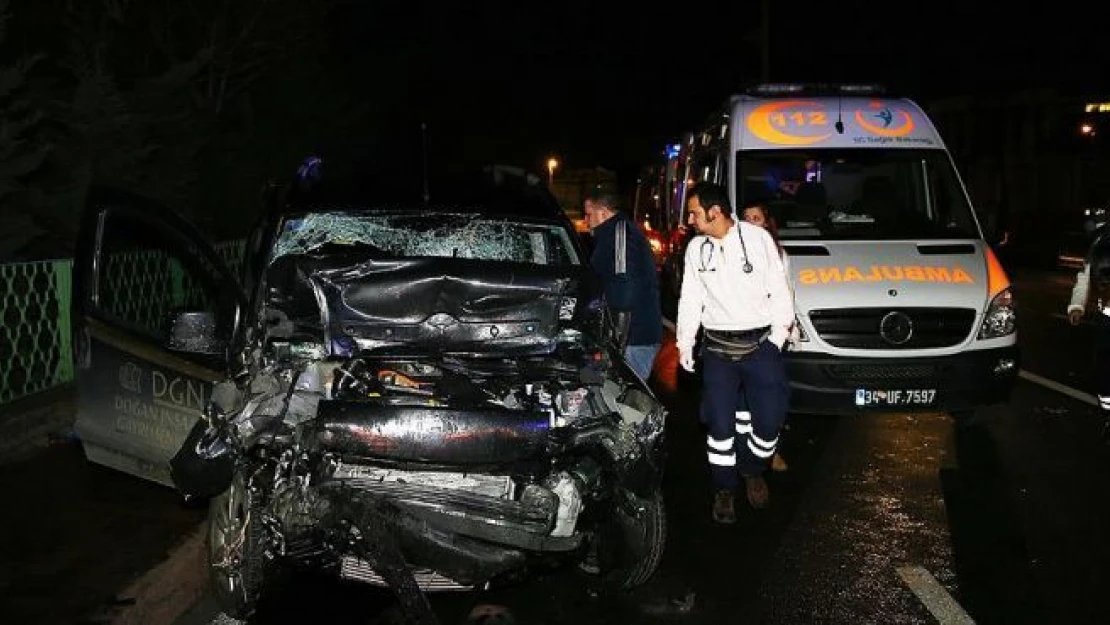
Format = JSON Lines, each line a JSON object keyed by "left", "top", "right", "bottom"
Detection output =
{"left": 664, "top": 83, "right": 1019, "bottom": 422}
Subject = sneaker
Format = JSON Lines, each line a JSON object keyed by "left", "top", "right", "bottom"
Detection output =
{"left": 771, "top": 453, "right": 789, "bottom": 472}
{"left": 712, "top": 489, "right": 736, "bottom": 524}
{"left": 743, "top": 475, "right": 769, "bottom": 509}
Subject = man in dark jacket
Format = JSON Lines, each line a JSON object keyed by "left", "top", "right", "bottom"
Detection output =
{"left": 584, "top": 189, "right": 663, "bottom": 381}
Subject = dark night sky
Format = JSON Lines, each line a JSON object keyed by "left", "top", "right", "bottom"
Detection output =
{"left": 325, "top": 1, "right": 1107, "bottom": 185}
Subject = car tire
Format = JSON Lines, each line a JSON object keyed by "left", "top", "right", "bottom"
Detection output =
{"left": 589, "top": 490, "right": 667, "bottom": 591}
{"left": 207, "top": 469, "right": 267, "bottom": 619}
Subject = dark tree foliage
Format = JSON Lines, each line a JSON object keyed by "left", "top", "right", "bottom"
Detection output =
{"left": 1, "top": 0, "right": 373, "bottom": 260}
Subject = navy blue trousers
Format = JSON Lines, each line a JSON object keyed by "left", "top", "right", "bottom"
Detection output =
{"left": 701, "top": 341, "right": 789, "bottom": 489}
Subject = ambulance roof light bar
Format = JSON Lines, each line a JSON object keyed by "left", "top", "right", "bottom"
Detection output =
{"left": 746, "top": 83, "right": 887, "bottom": 97}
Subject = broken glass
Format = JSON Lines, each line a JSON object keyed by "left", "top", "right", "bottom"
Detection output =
{"left": 272, "top": 212, "right": 578, "bottom": 266}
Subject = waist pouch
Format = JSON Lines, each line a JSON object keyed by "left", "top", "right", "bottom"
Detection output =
{"left": 704, "top": 327, "right": 770, "bottom": 362}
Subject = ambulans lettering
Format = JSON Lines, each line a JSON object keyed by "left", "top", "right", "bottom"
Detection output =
{"left": 797, "top": 265, "right": 975, "bottom": 285}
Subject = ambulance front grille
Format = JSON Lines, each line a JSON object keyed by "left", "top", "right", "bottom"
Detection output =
{"left": 826, "top": 363, "right": 941, "bottom": 384}
{"left": 808, "top": 307, "right": 976, "bottom": 349}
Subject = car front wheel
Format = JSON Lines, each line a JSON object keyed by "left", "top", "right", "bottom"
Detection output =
{"left": 589, "top": 489, "right": 667, "bottom": 590}
{"left": 207, "top": 469, "right": 267, "bottom": 619}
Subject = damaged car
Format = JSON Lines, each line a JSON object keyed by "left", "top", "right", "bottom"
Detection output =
{"left": 71, "top": 166, "right": 668, "bottom": 619}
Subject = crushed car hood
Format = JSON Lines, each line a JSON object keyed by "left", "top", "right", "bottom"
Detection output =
{"left": 266, "top": 253, "right": 590, "bottom": 353}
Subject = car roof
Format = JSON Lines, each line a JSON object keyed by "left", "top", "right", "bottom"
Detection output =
{"left": 275, "top": 164, "right": 568, "bottom": 223}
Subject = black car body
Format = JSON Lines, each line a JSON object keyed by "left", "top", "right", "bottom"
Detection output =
{"left": 71, "top": 166, "right": 668, "bottom": 619}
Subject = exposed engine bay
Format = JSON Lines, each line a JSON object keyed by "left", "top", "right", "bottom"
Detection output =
{"left": 76, "top": 179, "right": 669, "bottom": 625}
{"left": 175, "top": 315, "right": 666, "bottom": 620}
{"left": 161, "top": 208, "right": 668, "bottom": 622}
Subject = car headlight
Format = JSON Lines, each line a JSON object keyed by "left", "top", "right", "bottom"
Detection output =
{"left": 978, "top": 287, "right": 1015, "bottom": 339}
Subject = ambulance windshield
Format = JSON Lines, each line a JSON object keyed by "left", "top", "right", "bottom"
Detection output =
{"left": 736, "top": 149, "right": 980, "bottom": 241}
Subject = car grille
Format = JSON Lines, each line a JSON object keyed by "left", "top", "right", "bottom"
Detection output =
{"left": 808, "top": 307, "right": 976, "bottom": 349}
{"left": 325, "top": 471, "right": 553, "bottom": 537}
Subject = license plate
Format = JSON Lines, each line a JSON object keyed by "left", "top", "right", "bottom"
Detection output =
{"left": 855, "top": 388, "right": 937, "bottom": 407}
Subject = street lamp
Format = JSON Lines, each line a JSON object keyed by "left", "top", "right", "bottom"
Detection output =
{"left": 547, "top": 157, "right": 559, "bottom": 187}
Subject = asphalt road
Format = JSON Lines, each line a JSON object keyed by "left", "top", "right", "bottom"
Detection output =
{"left": 2, "top": 267, "right": 1108, "bottom": 625}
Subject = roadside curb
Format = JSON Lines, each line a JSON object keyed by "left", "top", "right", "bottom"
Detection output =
{"left": 99, "top": 522, "right": 209, "bottom": 625}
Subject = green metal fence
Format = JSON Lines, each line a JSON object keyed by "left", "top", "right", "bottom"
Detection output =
{"left": 0, "top": 260, "right": 74, "bottom": 404}
{"left": 0, "top": 240, "right": 244, "bottom": 405}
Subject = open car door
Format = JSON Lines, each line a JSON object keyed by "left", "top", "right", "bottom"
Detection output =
{"left": 71, "top": 187, "right": 245, "bottom": 487}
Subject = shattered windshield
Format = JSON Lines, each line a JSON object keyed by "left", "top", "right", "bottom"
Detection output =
{"left": 272, "top": 211, "right": 581, "bottom": 266}
{"left": 736, "top": 149, "right": 981, "bottom": 241}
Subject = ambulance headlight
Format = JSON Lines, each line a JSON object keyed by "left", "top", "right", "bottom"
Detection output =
{"left": 978, "top": 288, "right": 1016, "bottom": 339}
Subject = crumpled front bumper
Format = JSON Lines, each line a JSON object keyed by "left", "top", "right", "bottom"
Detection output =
{"left": 306, "top": 474, "right": 580, "bottom": 590}
{"left": 320, "top": 475, "right": 581, "bottom": 552}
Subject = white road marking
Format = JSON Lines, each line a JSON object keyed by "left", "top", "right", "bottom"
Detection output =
{"left": 1019, "top": 370, "right": 1098, "bottom": 407}
{"left": 896, "top": 566, "right": 976, "bottom": 625}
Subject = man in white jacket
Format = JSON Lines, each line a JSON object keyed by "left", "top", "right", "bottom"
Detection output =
{"left": 676, "top": 182, "right": 795, "bottom": 523}
{"left": 1066, "top": 220, "right": 1110, "bottom": 436}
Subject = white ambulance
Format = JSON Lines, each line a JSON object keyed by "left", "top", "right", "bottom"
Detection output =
{"left": 671, "top": 83, "right": 1019, "bottom": 421}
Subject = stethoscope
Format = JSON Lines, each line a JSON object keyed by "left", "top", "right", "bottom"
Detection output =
{"left": 697, "top": 230, "right": 754, "bottom": 274}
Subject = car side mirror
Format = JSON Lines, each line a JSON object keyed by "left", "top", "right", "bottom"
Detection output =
{"left": 167, "top": 311, "right": 225, "bottom": 356}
